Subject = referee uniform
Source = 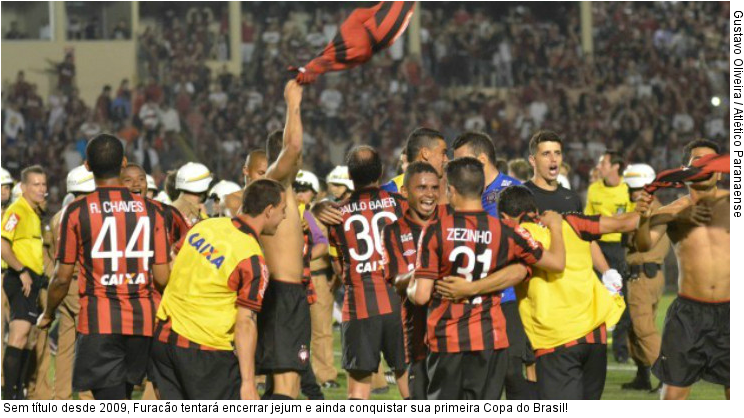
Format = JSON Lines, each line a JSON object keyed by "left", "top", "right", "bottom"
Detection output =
{"left": 151, "top": 217, "right": 269, "bottom": 400}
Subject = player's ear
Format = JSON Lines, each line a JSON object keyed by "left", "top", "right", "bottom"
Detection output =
{"left": 528, "top": 155, "right": 536, "bottom": 168}
{"left": 84, "top": 160, "right": 91, "bottom": 172}
{"left": 400, "top": 184, "right": 409, "bottom": 199}
{"left": 478, "top": 154, "right": 488, "bottom": 167}
{"left": 121, "top": 156, "right": 128, "bottom": 168}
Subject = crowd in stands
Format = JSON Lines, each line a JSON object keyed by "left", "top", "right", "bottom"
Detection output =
{"left": 1, "top": 1, "right": 729, "bottom": 213}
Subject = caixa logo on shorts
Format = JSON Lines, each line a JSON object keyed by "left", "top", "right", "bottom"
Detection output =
{"left": 298, "top": 344, "right": 310, "bottom": 364}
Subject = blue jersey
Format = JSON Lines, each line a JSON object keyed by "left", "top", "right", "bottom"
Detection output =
{"left": 482, "top": 172, "right": 521, "bottom": 303}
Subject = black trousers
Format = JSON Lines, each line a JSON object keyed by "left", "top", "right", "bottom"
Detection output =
{"left": 426, "top": 349, "right": 508, "bottom": 400}
{"left": 536, "top": 343, "right": 607, "bottom": 400}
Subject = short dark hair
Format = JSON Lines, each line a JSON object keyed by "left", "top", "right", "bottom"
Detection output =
{"left": 405, "top": 127, "right": 445, "bottom": 162}
{"left": 242, "top": 178, "right": 285, "bottom": 216}
{"left": 446, "top": 157, "right": 485, "bottom": 199}
{"left": 682, "top": 139, "right": 720, "bottom": 165}
{"left": 165, "top": 170, "right": 179, "bottom": 201}
{"left": 497, "top": 186, "right": 538, "bottom": 218}
{"left": 86, "top": 134, "right": 124, "bottom": 179}
{"left": 604, "top": 150, "right": 626, "bottom": 174}
{"left": 346, "top": 145, "right": 382, "bottom": 188}
{"left": 452, "top": 131, "right": 496, "bottom": 166}
{"left": 265, "top": 130, "right": 284, "bottom": 165}
{"left": 21, "top": 165, "right": 46, "bottom": 183}
{"left": 244, "top": 149, "right": 267, "bottom": 166}
{"left": 403, "top": 161, "right": 439, "bottom": 188}
{"left": 529, "top": 130, "right": 563, "bottom": 155}
{"left": 508, "top": 159, "right": 531, "bottom": 182}
{"left": 495, "top": 158, "right": 508, "bottom": 174}
{"left": 123, "top": 163, "right": 145, "bottom": 174}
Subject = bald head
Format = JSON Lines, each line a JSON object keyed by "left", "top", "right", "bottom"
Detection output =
{"left": 347, "top": 145, "right": 382, "bottom": 189}
{"left": 243, "top": 149, "right": 268, "bottom": 184}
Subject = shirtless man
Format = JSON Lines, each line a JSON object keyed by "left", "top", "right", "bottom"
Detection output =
{"left": 224, "top": 150, "right": 268, "bottom": 216}
{"left": 634, "top": 139, "right": 729, "bottom": 400}
{"left": 254, "top": 80, "right": 307, "bottom": 400}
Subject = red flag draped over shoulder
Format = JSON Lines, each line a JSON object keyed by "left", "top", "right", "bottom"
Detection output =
{"left": 292, "top": 1, "right": 416, "bottom": 84}
{"left": 644, "top": 153, "right": 730, "bottom": 193}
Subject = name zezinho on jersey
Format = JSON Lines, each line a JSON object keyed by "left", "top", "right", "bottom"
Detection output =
{"left": 340, "top": 197, "right": 397, "bottom": 215}
{"left": 446, "top": 228, "right": 492, "bottom": 245}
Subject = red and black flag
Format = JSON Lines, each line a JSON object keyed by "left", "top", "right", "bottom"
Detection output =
{"left": 292, "top": 1, "right": 416, "bottom": 84}
{"left": 644, "top": 153, "right": 730, "bottom": 193}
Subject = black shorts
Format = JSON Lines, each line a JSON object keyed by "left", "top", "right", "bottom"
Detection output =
{"left": 341, "top": 312, "right": 406, "bottom": 374}
{"left": 149, "top": 340, "right": 240, "bottom": 400}
{"left": 502, "top": 301, "right": 535, "bottom": 365}
{"left": 256, "top": 280, "right": 311, "bottom": 374}
{"left": 652, "top": 296, "right": 730, "bottom": 388}
{"left": 2, "top": 269, "right": 42, "bottom": 323}
{"left": 73, "top": 333, "right": 151, "bottom": 392}
{"left": 536, "top": 343, "right": 607, "bottom": 400}
{"left": 408, "top": 359, "right": 428, "bottom": 400}
{"left": 426, "top": 349, "right": 508, "bottom": 400}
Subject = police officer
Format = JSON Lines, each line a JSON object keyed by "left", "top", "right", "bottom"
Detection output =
{"left": 1, "top": 167, "right": 14, "bottom": 211}
{"left": 1, "top": 165, "right": 47, "bottom": 399}
{"left": 172, "top": 162, "right": 213, "bottom": 227}
{"left": 621, "top": 164, "right": 671, "bottom": 392}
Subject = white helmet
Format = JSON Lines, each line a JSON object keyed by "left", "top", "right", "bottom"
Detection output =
{"left": 146, "top": 174, "right": 158, "bottom": 191}
{"left": 11, "top": 183, "right": 22, "bottom": 203}
{"left": 176, "top": 162, "right": 213, "bottom": 193}
{"left": 209, "top": 180, "right": 241, "bottom": 201}
{"left": 295, "top": 170, "right": 319, "bottom": 194}
{"left": 66, "top": 165, "right": 95, "bottom": 193}
{"left": 623, "top": 164, "right": 656, "bottom": 189}
{"left": 326, "top": 166, "right": 354, "bottom": 191}
{"left": 1, "top": 167, "right": 13, "bottom": 186}
{"left": 155, "top": 190, "right": 172, "bottom": 205}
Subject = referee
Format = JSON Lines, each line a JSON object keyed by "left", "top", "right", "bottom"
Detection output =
{"left": 1, "top": 165, "right": 47, "bottom": 400}
{"left": 585, "top": 150, "right": 632, "bottom": 363}
{"left": 150, "top": 179, "right": 286, "bottom": 400}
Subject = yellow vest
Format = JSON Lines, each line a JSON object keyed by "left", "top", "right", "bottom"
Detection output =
{"left": 157, "top": 217, "right": 267, "bottom": 350}
{"left": 1, "top": 196, "right": 44, "bottom": 274}
{"left": 516, "top": 220, "right": 625, "bottom": 350}
{"left": 584, "top": 179, "right": 631, "bottom": 242}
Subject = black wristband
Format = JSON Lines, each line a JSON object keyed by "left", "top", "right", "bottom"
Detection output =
{"left": 17, "top": 266, "right": 30, "bottom": 275}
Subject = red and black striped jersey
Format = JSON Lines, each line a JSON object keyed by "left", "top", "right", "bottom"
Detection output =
{"left": 302, "top": 227, "right": 317, "bottom": 305}
{"left": 416, "top": 210, "right": 543, "bottom": 353}
{"left": 381, "top": 206, "right": 451, "bottom": 363}
{"left": 328, "top": 187, "right": 407, "bottom": 321}
{"left": 156, "top": 201, "right": 190, "bottom": 246}
{"left": 56, "top": 186, "right": 170, "bottom": 336}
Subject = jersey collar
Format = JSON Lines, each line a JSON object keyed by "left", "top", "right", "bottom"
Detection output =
{"left": 231, "top": 217, "right": 259, "bottom": 239}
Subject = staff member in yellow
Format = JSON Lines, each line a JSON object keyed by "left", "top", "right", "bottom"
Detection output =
{"left": 1, "top": 165, "right": 47, "bottom": 400}
{"left": 585, "top": 150, "right": 633, "bottom": 363}
{"left": 436, "top": 186, "right": 638, "bottom": 400}
{"left": 150, "top": 179, "right": 287, "bottom": 400}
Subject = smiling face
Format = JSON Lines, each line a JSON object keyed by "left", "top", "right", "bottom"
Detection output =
{"left": 121, "top": 166, "right": 146, "bottom": 195}
{"left": 402, "top": 171, "right": 440, "bottom": 220}
{"left": 529, "top": 141, "right": 562, "bottom": 183}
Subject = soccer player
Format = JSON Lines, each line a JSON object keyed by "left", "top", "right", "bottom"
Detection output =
{"left": 410, "top": 158, "right": 566, "bottom": 400}
{"left": 634, "top": 139, "right": 729, "bottom": 400}
{"left": 434, "top": 185, "right": 638, "bottom": 400}
{"left": 451, "top": 132, "right": 534, "bottom": 399}
{"left": 35, "top": 166, "right": 96, "bottom": 400}
{"left": 380, "top": 162, "right": 441, "bottom": 400}
{"left": 38, "top": 134, "right": 171, "bottom": 400}
{"left": 328, "top": 146, "right": 408, "bottom": 400}
{"left": 224, "top": 149, "right": 268, "bottom": 216}
{"left": 1, "top": 165, "right": 47, "bottom": 400}
{"left": 254, "top": 80, "right": 308, "bottom": 400}
{"left": 151, "top": 179, "right": 285, "bottom": 400}
{"left": 381, "top": 128, "right": 448, "bottom": 196}
{"left": 586, "top": 149, "right": 633, "bottom": 363}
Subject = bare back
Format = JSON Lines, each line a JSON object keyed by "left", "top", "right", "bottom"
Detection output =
{"left": 260, "top": 186, "right": 304, "bottom": 283}
{"left": 657, "top": 191, "right": 729, "bottom": 301}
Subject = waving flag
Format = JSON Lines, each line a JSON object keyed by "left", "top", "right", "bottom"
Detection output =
{"left": 292, "top": 1, "right": 416, "bottom": 84}
{"left": 644, "top": 153, "right": 730, "bottom": 193}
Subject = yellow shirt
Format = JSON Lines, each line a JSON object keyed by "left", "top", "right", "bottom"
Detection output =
{"left": 157, "top": 217, "right": 269, "bottom": 350}
{"left": 516, "top": 217, "right": 626, "bottom": 350}
{"left": 1, "top": 196, "right": 44, "bottom": 275}
{"left": 584, "top": 179, "right": 631, "bottom": 242}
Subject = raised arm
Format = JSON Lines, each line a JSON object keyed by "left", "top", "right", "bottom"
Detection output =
{"left": 265, "top": 80, "right": 304, "bottom": 185}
